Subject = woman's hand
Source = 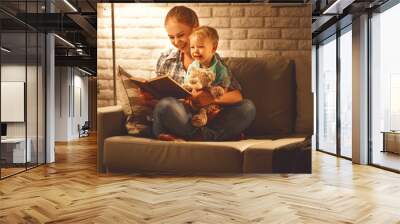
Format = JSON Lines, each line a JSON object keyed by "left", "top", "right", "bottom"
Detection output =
{"left": 213, "top": 90, "right": 243, "bottom": 105}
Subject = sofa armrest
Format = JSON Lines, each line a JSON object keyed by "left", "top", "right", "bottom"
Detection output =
{"left": 97, "top": 106, "right": 126, "bottom": 172}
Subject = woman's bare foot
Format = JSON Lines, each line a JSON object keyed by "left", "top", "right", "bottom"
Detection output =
{"left": 157, "top": 133, "right": 185, "bottom": 142}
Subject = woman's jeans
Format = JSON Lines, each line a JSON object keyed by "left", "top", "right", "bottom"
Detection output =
{"left": 152, "top": 97, "right": 256, "bottom": 141}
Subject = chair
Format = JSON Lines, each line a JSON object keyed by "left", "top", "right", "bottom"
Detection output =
{"left": 79, "top": 121, "right": 90, "bottom": 138}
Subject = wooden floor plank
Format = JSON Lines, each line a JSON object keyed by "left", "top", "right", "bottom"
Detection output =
{"left": 0, "top": 134, "right": 400, "bottom": 223}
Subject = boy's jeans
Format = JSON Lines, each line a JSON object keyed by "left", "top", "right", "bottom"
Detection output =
{"left": 152, "top": 97, "right": 256, "bottom": 141}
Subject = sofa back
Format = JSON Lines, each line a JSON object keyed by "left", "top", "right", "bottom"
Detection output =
{"left": 223, "top": 56, "right": 312, "bottom": 136}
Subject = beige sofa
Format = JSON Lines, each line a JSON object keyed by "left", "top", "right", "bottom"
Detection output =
{"left": 97, "top": 56, "right": 313, "bottom": 173}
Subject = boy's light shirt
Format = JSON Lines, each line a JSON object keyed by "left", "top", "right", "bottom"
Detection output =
{"left": 156, "top": 48, "right": 241, "bottom": 91}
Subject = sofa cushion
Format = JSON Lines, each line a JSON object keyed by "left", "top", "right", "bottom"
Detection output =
{"left": 243, "top": 135, "right": 311, "bottom": 173}
{"left": 103, "top": 136, "right": 267, "bottom": 173}
{"left": 117, "top": 66, "right": 153, "bottom": 137}
{"left": 223, "top": 57, "right": 296, "bottom": 136}
{"left": 290, "top": 56, "right": 313, "bottom": 134}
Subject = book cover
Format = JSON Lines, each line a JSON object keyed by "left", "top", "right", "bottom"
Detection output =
{"left": 119, "top": 66, "right": 191, "bottom": 99}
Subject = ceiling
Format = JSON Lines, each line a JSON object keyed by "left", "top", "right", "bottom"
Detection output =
{"left": 311, "top": 0, "right": 390, "bottom": 43}
{"left": 0, "top": 0, "right": 97, "bottom": 74}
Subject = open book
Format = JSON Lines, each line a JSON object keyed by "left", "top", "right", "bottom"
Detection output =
{"left": 119, "top": 66, "right": 191, "bottom": 99}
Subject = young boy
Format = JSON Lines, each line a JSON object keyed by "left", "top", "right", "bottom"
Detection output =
{"left": 185, "top": 26, "right": 231, "bottom": 91}
{"left": 183, "top": 26, "right": 233, "bottom": 127}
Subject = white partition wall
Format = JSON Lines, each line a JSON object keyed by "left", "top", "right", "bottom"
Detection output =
{"left": 55, "top": 67, "right": 89, "bottom": 141}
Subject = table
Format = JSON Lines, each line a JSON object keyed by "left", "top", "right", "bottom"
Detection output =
{"left": 1, "top": 138, "right": 31, "bottom": 164}
{"left": 381, "top": 131, "right": 400, "bottom": 154}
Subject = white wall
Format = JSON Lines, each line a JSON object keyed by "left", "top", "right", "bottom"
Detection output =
{"left": 71, "top": 72, "right": 89, "bottom": 138}
{"left": 97, "top": 3, "right": 312, "bottom": 107}
{"left": 74, "top": 73, "right": 89, "bottom": 135}
{"left": 55, "top": 67, "right": 89, "bottom": 141}
{"left": 55, "top": 66, "right": 70, "bottom": 141}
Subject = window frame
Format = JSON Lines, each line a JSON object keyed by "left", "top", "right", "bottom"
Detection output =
{"left": 315, "top": 24, "right": 353, "bottom": 160}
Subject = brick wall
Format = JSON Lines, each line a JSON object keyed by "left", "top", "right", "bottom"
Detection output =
{"left": 97, "top": 3, "right": 311, "bottom": 107}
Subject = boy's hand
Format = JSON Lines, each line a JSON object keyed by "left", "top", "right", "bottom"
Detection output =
{"left": 181, "top": 98, "right": 194, "bottom": 110}
{"left": 191, "top": 90, "right": 214, "bottom": 107}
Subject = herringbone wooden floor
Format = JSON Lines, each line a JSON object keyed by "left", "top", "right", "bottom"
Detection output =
{"left": 1, "top": 134, "right": 400, "bottom": 224}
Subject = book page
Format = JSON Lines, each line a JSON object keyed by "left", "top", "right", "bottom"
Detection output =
{"left": 148, "top": 76, "right": 191, "bottom": 99}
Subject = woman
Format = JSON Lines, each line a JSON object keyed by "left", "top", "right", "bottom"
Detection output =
{"left": 150, "top": 6, "right": 256, "bottom": 141}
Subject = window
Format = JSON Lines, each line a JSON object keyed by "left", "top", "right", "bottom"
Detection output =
{"left": 339, "top": 27, "right": 352, "bottom": 158}
{"left": 317, "top": 35, "right": 337, "bottom": 154}
{"left": 316, "top": 25, "right": 353, "bottom": 159}
{"left": 390, "top": 74, "right": 400, "bottom": 130}
{"left": 371, "top": 2, "right": 400, "bottom": 171}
